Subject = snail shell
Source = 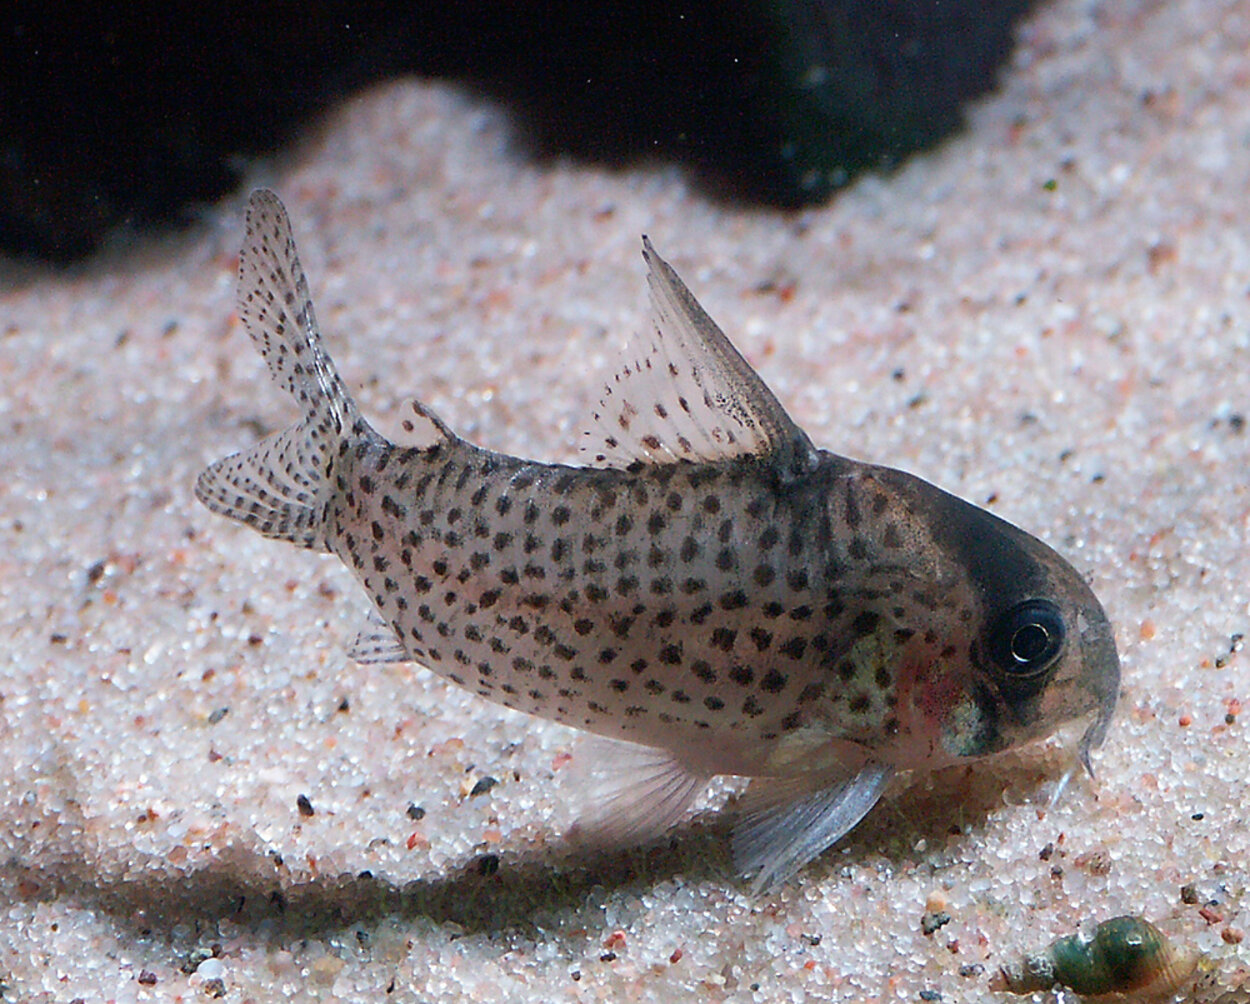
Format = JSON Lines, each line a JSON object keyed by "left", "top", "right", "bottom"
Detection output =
{"left": 994, "top": 916, "right": 1201, "bottom": 999}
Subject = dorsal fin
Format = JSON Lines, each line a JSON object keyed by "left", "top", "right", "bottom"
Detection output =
{"left": 582, "top": 238, "right": 817, "bottom": 480}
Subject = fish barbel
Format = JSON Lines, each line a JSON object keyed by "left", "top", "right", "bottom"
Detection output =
{"left": 196, "top": 190, "right": 1120, "bottom": 889}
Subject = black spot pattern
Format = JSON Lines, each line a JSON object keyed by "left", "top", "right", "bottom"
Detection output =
{"left": 323, "top": 435, "right": 945, "bottom": 762}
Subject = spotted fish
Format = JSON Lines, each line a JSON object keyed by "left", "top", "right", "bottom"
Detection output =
{"left": 196, "top": 190, "right": 1120, "bottom": 889}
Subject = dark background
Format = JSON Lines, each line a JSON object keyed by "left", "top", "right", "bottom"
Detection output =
{"left": 1, "top": 2, "right": 1034, "bottom": 263}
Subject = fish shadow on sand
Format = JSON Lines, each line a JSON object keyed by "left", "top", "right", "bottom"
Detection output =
{"left": 6, "top": 748, "right": 1072, "bottom": 945}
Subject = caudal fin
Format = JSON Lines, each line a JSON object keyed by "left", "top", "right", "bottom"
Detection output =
{"left": 195, "top": 190, "right": 360, "bottom": 550}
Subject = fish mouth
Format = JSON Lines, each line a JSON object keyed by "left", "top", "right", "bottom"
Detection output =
{"left": 1075, "top": 607, "right": 1121, "bottom": 777}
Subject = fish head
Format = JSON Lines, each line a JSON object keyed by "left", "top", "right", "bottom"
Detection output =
{"left": 886, "top": 475, "right": 1121, "bottom": 774}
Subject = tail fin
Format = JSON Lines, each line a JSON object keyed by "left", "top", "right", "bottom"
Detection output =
{"left": 195, "top": 190, "right": 360, "bottom": 551}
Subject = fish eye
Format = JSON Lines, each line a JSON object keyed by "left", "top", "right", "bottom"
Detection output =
{"left": 992, "top": 599, "right": 1066, "bottom": 676}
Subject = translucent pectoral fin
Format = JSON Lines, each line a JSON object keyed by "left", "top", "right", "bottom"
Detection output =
{"left": 732, "top": 761, "right": 894, "bottom": 892}
{"left": 566, "top": 736, "right": 712, "bottom": 851}
{"left": 347, "top": 611, "right": 410, "bottom": 664}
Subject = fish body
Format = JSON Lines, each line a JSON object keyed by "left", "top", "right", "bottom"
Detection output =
{"left": 197, "top": 191, "right": 1120, "bottom": 888}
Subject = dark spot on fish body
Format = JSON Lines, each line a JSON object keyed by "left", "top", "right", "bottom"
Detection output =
{"left": 848, "top": 692, "right": 872, "bottom": 714}
{"left": 760, "top": 668, "right": 788, "bottom": 693}
{"left": 852, "top": 611, "right": 881, "bottom": 636}
{"left": 778, "top": 637, "right": 807, "bottom": 660}
{"left": 844, "top": 480, "right": 861, "bottom": 528}
{"left": 787, "top": 529, "right": 805, "bottom": 558}
{"left": 692, "top": 660, "right": 716, "bottom": 683}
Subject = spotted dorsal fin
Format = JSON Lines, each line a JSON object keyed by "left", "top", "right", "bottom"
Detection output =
{"left": 582, "top": 239, "right": 817, "bottom": 480}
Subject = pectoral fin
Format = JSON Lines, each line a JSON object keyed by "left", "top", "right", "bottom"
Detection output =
{"left": 732, "top": 761, "right": 894, "bottom": 892}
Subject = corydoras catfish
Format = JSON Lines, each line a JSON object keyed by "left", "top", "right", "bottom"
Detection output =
{"left": 196, "top": 190, "right": 1120, "bottom": 889}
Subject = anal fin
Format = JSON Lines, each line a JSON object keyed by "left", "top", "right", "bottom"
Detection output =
{"left": 732, "top": 761, "right": 894, "bottom": 892}
{"left": 347, "top": 611, "right": 410, "bottom": 665}
{"left": 566, "top": 736, "right": 712, "bottom": 850}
